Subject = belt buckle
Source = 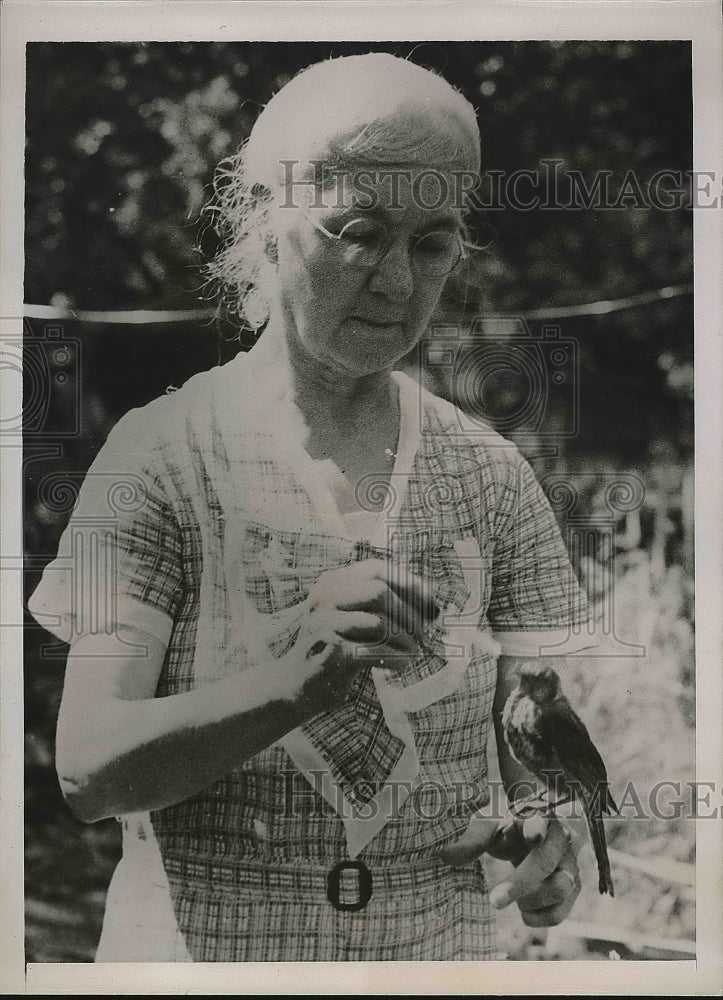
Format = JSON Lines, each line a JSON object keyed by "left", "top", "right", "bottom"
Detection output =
{"left": 326, "top": 859, "right": 373, "bottom": 912}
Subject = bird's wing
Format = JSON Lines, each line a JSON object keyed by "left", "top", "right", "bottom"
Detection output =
{"left": 538, "top": 695, "right": 616, "bottom": 812}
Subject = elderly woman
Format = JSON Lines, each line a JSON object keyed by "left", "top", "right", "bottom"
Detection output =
{"left": 29, "top": 53, "right": 589, "bottom": 962}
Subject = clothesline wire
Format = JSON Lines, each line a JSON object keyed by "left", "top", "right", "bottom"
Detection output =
{"left": 21, "top": 283, "right": 693, "bottom": 326}
{"left": 521, "top": 283, "right": 692, "bottom": 321}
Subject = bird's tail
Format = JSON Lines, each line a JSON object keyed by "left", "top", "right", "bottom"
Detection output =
{"left": 605, "top": 785, "right": 621, "bottom": 817}
{"left": 584, "top": 797, "right": 615, "bottom": 896}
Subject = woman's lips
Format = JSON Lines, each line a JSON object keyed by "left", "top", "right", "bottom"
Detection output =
{"left": 350, "top": 317, "right": 403, "bottom": 328}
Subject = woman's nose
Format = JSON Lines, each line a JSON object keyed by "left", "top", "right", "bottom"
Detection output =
{"left": 367, "top": 242, "right": 415, "bottom": 301}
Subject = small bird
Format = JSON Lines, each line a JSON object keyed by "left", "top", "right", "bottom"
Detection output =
{"left": 502, "top": 661, "right": 619, "bottom": 895}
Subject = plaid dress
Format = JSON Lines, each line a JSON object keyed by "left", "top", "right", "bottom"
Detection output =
{"left": 29, "top": 351, "right": 589, "bottom": 962}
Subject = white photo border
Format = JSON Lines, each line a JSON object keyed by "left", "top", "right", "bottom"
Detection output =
{"left": 1, "top": 2, "right": 720, "bottom": 994}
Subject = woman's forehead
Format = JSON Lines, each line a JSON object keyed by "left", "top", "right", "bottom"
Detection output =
{"left": 269, "top": 110, "right": 479, "bottom": 218}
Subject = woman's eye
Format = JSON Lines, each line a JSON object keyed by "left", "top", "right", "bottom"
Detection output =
{"left": 338, "top": 220, "right": 385, "bottom": 246}
{"left": 416, "top": 232, "right": 456, "bottom": 257}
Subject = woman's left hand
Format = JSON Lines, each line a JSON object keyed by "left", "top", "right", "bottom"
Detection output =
{"left": 439, "top": 814, "right": 581, "bottom": 927}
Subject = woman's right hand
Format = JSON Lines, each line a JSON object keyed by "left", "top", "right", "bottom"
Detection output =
{"left": 290, "top": 558, "right": 438, "bottom": 711}
{"left": 55, "top": 559, "right": 436, "bottom": 821}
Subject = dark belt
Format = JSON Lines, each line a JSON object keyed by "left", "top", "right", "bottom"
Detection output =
{"left": 326, "top": 859, "right": 373, "bottom": 912}
{"left": 160, "top": 850, "right": 480, "bottom": 907}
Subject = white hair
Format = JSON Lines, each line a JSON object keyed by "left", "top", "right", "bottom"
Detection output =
{"left": 204, "top": 53, "right": 481, "bottom": 330}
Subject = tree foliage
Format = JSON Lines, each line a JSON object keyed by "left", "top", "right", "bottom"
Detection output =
{"left": 26, "top": 41, "right": 692, "bottom": 309}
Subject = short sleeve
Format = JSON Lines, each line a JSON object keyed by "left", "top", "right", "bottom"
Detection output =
{"left": 27, "top": 409, "right": 184, "bottom": 648}
{"left": 487, "top": 451, "right": 590, "bottom": 656}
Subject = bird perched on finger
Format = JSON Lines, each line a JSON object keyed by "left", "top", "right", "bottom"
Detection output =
{"left": 502, "top": 661, "right": 619, "bottom": 896}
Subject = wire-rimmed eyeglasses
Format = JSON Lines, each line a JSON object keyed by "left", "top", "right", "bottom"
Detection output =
{"left": 301, "top": 210, "right": 476, "bottom": 277}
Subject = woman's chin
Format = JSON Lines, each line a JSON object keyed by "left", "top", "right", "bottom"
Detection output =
{"left": 334, "top": 321, "right": 420, "bottom": 372}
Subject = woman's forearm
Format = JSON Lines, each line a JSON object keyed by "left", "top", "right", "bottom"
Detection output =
{"left": 58, "top": 557, "right": 426, "bottom": 823}
{"left": 58, "top": 648, "right": 327, "bottom": 822}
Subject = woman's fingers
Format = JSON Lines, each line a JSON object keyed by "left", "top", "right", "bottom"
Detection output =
{"left": 489, "top": 817, "right": 581, "bottom": 928}
{"left": 377, "top": 564, "right": 438, "bottom": 623}
{"left": 303, "top": 611, "right": 416, "bottom": 673}
{"left": 439, "top": 812, "right": 580, "bottom": 928}
{"left": 335, "top": 585, "right": 426, "bottom": 639}
{"left": 438, "top": 815, "right": 503, "bottom": 866}
{"left": 310, "top": 560, "right": 437, "bottom": 641}
{"left": 489, "top": 817, "right": 568, "bottom": 910}
{"left": 519, "top": 900, "right": 572, "bottom": 928}
{"left": 521, "top": 812, "right": 548, "bottom": 849}
{"left": 329, "top": 610, "right": 415, "bottom": 652}
{"left": 516, "top": 824, "right": 579, "bottom": 915}
{"left": 301, "top": 560, "right": 440, "bottom": 689}
{"left": 516, "top": 862, "right": 581, "bottom": 927}
{"left": 316, "top": 559, "right": 437, "bottom": 620}
{"left": 516, "top": 866, "right": 578, "bottom": 913}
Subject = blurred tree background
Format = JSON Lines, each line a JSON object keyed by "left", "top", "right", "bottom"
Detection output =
{"left": 24, "top": 41, "right": 694, "bottom": 961}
